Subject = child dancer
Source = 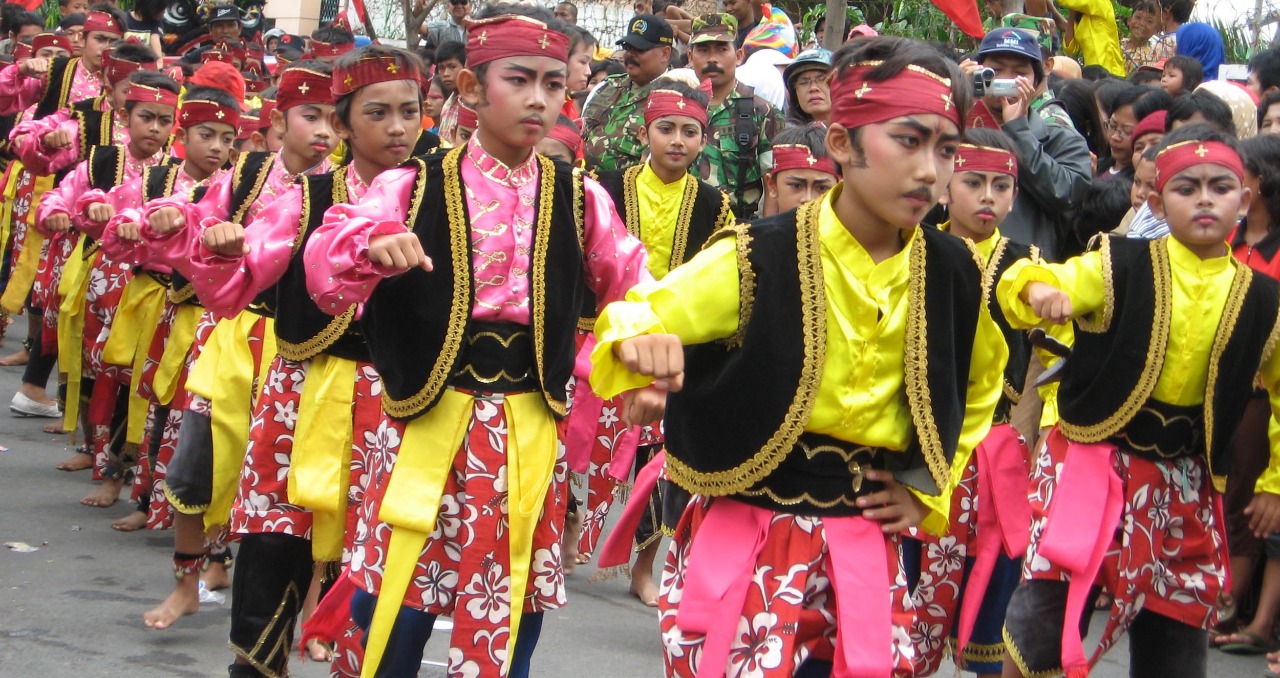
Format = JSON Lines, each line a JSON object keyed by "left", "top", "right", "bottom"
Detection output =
{"left": 570, "top": 79, "right": 733, "bottom": 604}
{"left": 37, "top": 69, "right": 178, "bottom": 508}
{"left": 998, "top": 123, "right": 1280, "bottom": 678}
{"left": 761, "top": 124, "right": 839, "bottom": 216}
{"left": 589, "top": 36, "right": 1007, "bottom": 677}
{"left": 93, "top": 87, "right": 240, "bottom": 533}
{"left": 304, "top": 8, "right": 650, "bottom": 676}
{"left": 179, "top": 46, "right": 423, "bottom": 677}
{"left": 906, "top": 127, "right": 1037, "bottom": 678}
{"left": 134, "top": 62, "right": 337, "bottom": 634}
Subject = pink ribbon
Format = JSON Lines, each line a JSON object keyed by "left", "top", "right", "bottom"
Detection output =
{"left": 595, "top": 450, "right": 665, "bottom": 569}
{"left": 1035, "top": 439, "right": 1124, "bottom": 678}
{"left": 825, "top": 517, "right": 894, "bottom": 677}
{"left": 954, "top": 423, "right": 1031, "bottom": 661}
{"left": 564, "top": 332, "right": 642, "bottom": 476}
{"left": 676, "top": 499, "right": 895, "bottom": 677}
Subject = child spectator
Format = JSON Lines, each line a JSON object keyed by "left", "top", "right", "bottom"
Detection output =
{"left": 1160, "top": 54, "right": 1203, "bottom": 96}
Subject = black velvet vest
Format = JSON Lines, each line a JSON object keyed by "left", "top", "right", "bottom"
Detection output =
{"left": 1058, "top": 236, "right": 1280, "bottom": 476}
{"left": 581, "top": 166, "right": 733, "bottom": 328}
{"left": 86, "top": 145, "right": 125, "bottom": 191}
{"left": 274, "top": 166, "right": 368, "bottom": 363}
{"left": 979, "top": 237, "right": 1040, "bottom": 422}
{"left": 359, "top": 148, "right": 588, "bottom": 421}
{"left": 34, "top": 57, "right": 83, "bottom": 120}
{"left": 180, "top": 152, "right": 274, "bottom": 308}
{"left": 664, "top": 200, "right": 982, "bottom": 500}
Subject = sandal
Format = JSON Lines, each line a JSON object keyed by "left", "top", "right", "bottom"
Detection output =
{"left": 1219, "top": 630, "right": 1272, "bottom": 655}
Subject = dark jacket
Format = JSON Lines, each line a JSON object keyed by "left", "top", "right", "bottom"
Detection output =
{"left": 1001, "top": 110, "right": 1093, "bottom": 261}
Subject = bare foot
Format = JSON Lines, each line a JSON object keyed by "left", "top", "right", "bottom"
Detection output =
{"left": 0, "top": 348, "right": 28, "bottom": 367}
{"left": 143, "top": 585, "right": 200, "bottom": 630}
{"left": 562, "top": 510, "right": 583, "bottom": 575}
{"left": 56, "top": 449, "right": 92, "bottom": 472}
{"left": 81, "top": 478, "right": 123, "bottom": 507}
{"left": 43, "top": 422, "right": 70, "bottom": 434}
{"left": 306, "top": 638, "right": 334, "bottom": 662}
{"left": 576, "top": 552, "right": 591, "bottom": 565}
{"left": 629, "top": 575, "right": 660, "bottom": 607}
{"left": 111, "top": 510, "right": 148, "bottom": 532}
{"left": 201, "top": 561, "right": 231, "bottom": 591}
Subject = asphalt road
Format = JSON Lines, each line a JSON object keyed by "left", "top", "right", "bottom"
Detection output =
{"left": 0, "top": 319, "right": 1268, "bottom": 678}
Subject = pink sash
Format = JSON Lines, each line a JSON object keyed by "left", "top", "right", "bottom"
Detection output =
{"left": 1036, "top": 440, "right": 1124, "bottom": 678}
{"left": 595, "top": 449, "right": 665, "bottom": 569}
{"left": 563, "top": 333, "right": 642, "bottom": 475}
{"left": 954, "top": 423, "right": 1031, "bottom": 661}
{"left": 677, "top": 499, "right": 895, "bottom": 678}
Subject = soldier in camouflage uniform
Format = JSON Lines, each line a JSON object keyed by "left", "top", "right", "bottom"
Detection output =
{"left": 580, "top": 14, "right": 674, "bottom": 171}
{"left": 686, "top": 13, "right": 783, "bottom": 219}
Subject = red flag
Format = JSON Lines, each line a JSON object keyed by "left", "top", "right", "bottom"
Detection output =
{"left": 17, "top": 0, "right": 42, "bottom": 10}
{"left": 931, "top": 0, "right": 985, "bottom": 38}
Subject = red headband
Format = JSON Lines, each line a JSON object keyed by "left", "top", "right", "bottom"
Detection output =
{"left": 201, "top": 50, "right": 241, "bottom": 65}
{"left": 332, "top": 55, "right": 421, "bottom": 98}
{"left": 256, "top": 99, "right": 276, "bottom": 129}
{"left": 180, "top": 99, "right": 241, "bottom": 131}
{"left": 1154, "top": 140, "right": 1244, "bottom": 193}
{"left": 309, "top": 40, "right": 354, "bottom": 59}
{"left": 547, "top": 121, "right": 582, "bottom": 156}
{"left": 644, "top": 89, "right": 708, "bottom": 127}
{"left": 465, "top": 15, "right": 570, "bottom": 68}
{"left": 457, "top": 103, "right": 477, "bottom": 129}
{"left": 278, "top": 67, "right": 335, "bottom": 110}
{"left": 13, "top": 42, "right": 31, "bottom": 59}
{"left": 85, "top": 10, "right": 122, "bottom": 36}
{"left": 32, "top": 33, "right": 72, "bottom": 54}
{"left": 126, "top": 84, "right": 179, "bottom": 108}
{"left": 237, "top": 113, "right": 256, "bottom": 139}
{"left": 954, "top": 143, "right": 1018, "bottom": 176}
{"left": 771, "top": 144, "right": 839, "bottom": 177}
{"left": 102, "top": 51, "right": 158, "bottom": 85}
{"left": 830, "top": 61, "right": 961, "bottom": 131}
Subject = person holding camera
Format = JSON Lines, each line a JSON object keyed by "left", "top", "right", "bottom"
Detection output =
{"left": 962, "top": 28, "right": 1092, "bottom": 261}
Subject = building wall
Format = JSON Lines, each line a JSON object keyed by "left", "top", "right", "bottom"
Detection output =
{"left": 265, "top": 0, "right": 323, "bottom": 34}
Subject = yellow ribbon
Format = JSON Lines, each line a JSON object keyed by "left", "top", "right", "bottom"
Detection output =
{"left": 289, "top": 353, "right": 358, "bottom": 562}
{"left": 150, "top": 303, "right": 201, "bottom": 406}
{"left": 102, "top": 273, "right": 168, "bottom": 444}
{"left": 185, "top": 312, "right": 278, "bottom": 529}
{"left": 56, "top": 239, "right": 91, "bottom": 431}
{"left": 1, "top": 171, "right": 53, "bottom": 314}
{"left": 362, "top": 390, "right": 558, "bottom": 678}
{"left": 0, "top": 164, "right": 20, "bottom": 284}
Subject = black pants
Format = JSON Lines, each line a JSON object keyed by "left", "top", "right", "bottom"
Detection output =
{"left": 20, "top": 313, "right": 56, "bottom": 389}
{"left": 229, "top": 533, "right": 315, "bottom": 678}
{"left": 1003, "top": 579, "right": 1208, "bottom": 677}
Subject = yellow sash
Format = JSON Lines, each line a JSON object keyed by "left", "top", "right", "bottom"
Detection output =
{"left": 0, "top": 163, "right": 20, "bottom": 279}
{"left": 102, "top": 273, "right": 168, "bottom": 444}
{"left": 56, "top": 239, "right": 92, "bottom": 431}
{"left": 289, "top": 353, "right": 358, "bottom": 562}
{"left": 1, "top": 172, "right": 53, "bottom": 313}
{"left": 150, "top": 304, "right": 201, "bottom": 406}
{"left": 185, "top": 312, "right": 278, "bottom": 529}
{"left": 362, "top": 390, "right": 558, "bottom": 678}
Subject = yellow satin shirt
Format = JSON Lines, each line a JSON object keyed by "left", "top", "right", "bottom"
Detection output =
{"left": 634, "top": 163, "right": 736, "bottom": 279}
{"left": 591, "top": 188, "right": 1009, "bottom": 534}
{"left": 997, "top": 236, "right": 1280, "bottom": 494}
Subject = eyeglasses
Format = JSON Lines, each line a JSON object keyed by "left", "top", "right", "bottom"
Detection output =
{"left": 1105, "top": 118, "right": 1135, "bottom": 139}
{"left": 793, "top": 73, "right": 827, "bottom": 89}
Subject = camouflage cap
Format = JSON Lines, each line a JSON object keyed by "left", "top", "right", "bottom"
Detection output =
{"left": 689, "top": 13, "right": 738, "bottom": 45}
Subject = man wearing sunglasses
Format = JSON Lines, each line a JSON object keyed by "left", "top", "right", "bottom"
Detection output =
{"left": 418, "top": 0, "right": 469, "bottom": 48}
{"left": 581, "top": 13, "right": 674, "bottom": 171}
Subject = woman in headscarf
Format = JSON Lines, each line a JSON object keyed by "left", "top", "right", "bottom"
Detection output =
{"left": 1175, "top": 21, "right": 1225, "bottom": 80}
{"left": 1198, "top": 79, "right": 1258, "bottom": 137}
